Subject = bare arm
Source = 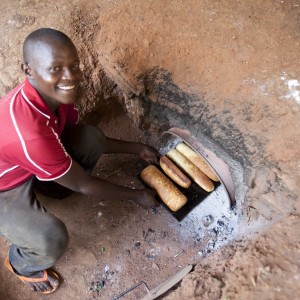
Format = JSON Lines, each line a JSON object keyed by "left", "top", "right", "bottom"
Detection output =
{"left": 105, "top": 137, "right": 160, "bottom": 164}
{"left": 54, "top": 160, "right": 158, "bottom": 208}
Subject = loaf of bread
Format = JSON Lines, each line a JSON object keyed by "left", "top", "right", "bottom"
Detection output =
{"left": 166, "top": 149, "right": 215, "bottom": 192}
{"left": 140, "top": 165, "right": 187, "bottom": 212}
{"left": 159, "top": 156, "right": 192, "bottom": 188}
{"left": 176, "top": 143, "right": 219, "bottom": 182}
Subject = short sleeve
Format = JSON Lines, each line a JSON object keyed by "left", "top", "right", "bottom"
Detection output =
{"left": 7, "top": 133, "right": 72, "bottom": 181}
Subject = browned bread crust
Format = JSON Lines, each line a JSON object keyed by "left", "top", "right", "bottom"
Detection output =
{"left": 176, "top": 143, "right": 219, "bottom": 182}
{"left": 166, "top": 148, "right": 215, "bottom": 192}
{"left": 159, "top": 156, "right": 192, "bottom": 188}
{"left": 140, "top": 165, "right": 187, "bottom": 212}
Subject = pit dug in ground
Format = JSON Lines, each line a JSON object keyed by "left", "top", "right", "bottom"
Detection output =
{"left": 0, "top": 110, "right": 239, "bottom": 300}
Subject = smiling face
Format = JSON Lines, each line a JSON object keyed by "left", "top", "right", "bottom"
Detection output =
{"left": 22, "top": 35, "right": 83, "bottom": 112}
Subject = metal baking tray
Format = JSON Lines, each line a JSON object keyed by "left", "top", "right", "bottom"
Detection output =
{"left": 151, "top": 165, "right": 221, "bottom": 222}
{"left": 143, "top": 128, "right": 234, "bottom": 221}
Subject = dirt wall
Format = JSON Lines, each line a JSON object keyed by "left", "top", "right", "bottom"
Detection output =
{"left": 0, "top": 0, "right": 300, "bottom": 299}
{"left": 87, "top": 0, "right": 300, "bottom": 216}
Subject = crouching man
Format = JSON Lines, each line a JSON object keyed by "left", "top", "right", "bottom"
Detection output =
{"left": 0, "top": 28, "right": 159, "bottom": 294}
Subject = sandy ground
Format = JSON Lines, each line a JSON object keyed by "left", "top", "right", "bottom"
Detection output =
{"left": 0, "top": 110, "right": 238, "bottom": 300}
{"left": 0, "top": 0, "right": 300, "bottom": 299}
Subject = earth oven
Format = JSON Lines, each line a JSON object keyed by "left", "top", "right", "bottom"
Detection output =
{"left": 158, "top": 127, "right": 236, "bottom": 221}
{"left": 97, "top": 66, "right": 250, "bottom": 254}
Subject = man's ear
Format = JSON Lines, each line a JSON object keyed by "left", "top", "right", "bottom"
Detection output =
{"left": 21, "top": 63, "right": 32, "bottom": 78}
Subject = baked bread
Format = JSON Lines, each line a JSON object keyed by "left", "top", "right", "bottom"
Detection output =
{"left": 166, "top": 148, "right": 215, "bottom": 192}
{"left": 140, "top": 165, "right": 187, "bottom": 212}
{"left": 159, "top": 156, "right": 192, "bottom": 188}
{"left": 176, "top": 143, "right": 219, "bottom": 182}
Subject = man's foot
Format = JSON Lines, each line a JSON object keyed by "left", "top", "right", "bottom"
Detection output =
{"left": 23, "top": 269, "right": 60, "bottom": 293}
{"left": 4, "top": 257, "right": 61, "bottom": 294}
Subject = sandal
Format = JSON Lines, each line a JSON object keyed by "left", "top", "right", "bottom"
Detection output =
{"left": 4, "top": 256, "right": 61, "bottom": 294}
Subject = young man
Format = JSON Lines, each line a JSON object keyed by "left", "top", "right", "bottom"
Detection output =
{"left": 0, "top": 28, "right": 159, "bottom": 294}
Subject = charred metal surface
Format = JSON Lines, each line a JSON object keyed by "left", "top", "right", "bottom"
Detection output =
{"left": 171, "top": 180, "right": 222, "bottom": 222}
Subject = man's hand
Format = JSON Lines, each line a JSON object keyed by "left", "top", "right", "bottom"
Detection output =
{"left": 134, "top": 189, "right": 160, "bottom": 209}
{"left": 105, "top": 137, "right": 160, "bottom": 164}
{"left": 138, "top": 145, "right": 160, "bottom": 164}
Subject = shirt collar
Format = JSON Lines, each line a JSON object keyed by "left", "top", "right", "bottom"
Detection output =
{"left": 21, "top": 79, "right": 58, "bottom": 120}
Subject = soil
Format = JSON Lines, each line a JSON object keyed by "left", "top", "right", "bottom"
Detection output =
{"left": 0, "top": 1, "right": 300, "bottom": 300}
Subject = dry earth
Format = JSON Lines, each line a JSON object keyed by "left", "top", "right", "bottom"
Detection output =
{"left": 0, "top": 1, "right": 300, "bottom": 300}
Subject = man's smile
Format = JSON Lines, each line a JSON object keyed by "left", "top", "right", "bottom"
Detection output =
{"left": 57, "top": 85, "right": 76, "bottom": 91}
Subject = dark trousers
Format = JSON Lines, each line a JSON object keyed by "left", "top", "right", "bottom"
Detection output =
{"left": 0, "top": 125, "right": 106, "bottom": 276}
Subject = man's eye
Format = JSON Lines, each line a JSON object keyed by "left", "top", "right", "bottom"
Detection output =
{"left": 72, "top": 63, "right": 80, "bottom": 70}
{"left": 50, "top": 66, "right": 61, "bottom": 72}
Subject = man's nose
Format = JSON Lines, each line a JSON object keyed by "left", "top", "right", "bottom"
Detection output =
{"left": 62, "top": 68, "right": 75, "bottom": 80}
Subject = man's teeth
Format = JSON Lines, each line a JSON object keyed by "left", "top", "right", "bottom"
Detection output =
{"left": 58, "top": 85, "right": 75, "bottom": 90}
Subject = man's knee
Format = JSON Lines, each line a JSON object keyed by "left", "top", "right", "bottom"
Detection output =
{"left": 61, "top": 125, "right": 106, "bottom": 170}
{"left": 38, "top": 217, "right": 69, "bottom": 262}
{"left": 82, "top": 125, "right": 106, "bottom": 154}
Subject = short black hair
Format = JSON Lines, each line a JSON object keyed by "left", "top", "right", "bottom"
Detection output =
{"left": 23, "top": 28, "right": 74, "bottom": 63}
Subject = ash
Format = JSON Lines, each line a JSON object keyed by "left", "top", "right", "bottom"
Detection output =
{"left": 178, "top": 184, "right": 239, "bottom": 258}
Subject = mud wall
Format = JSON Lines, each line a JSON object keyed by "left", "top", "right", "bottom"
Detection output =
{"left": 1, "top": 0, "right": 300, "bottom": 298}
{"left": 79, "top": 0, "right": 300, "bottom": 236}
{"left": 1, "top": 0, "right": 299, "bottom": 250}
